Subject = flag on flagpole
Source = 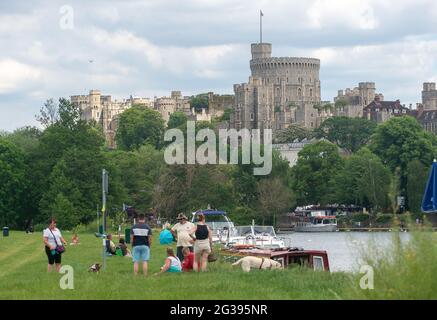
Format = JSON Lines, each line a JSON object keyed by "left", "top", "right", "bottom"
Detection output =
{"left": 260, "top": 10, "right": 264, "bottom": 17}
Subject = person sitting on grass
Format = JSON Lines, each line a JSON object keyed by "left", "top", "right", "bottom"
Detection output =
{"left": 106, "top": 233, "right": 117, "bottom": 255}
{"left": 155, "top": 247, "right": 182, "bottom": 276}
{"left": 70, "top": 234, "right": 80, "bottom": 246}
{"left": 117, "top": 238, "right": 131, "bottom": 257}
{"left": 181, "top": 246, "right": 194, "bottom": 272}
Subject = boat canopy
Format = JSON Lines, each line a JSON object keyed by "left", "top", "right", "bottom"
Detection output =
{"left": 194, "top": 209, "right": 227, "bottom": 216}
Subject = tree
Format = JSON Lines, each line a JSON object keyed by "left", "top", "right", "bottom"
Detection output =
{"left": 36, "top": 98, "right": 59, "bottom": 128}
{"left": 106, "top": 145, "right": 163, "bottom": 211}
{"left": 334, "top": 99, "right": 348, "bottom": 108}
{"left": 332, "top": 148, "right": 391, "bottom": 212}
{"left": 369, "top": 116, "right": 437, "bottom": 192}
{"left": 257, "top": 178, "right": 293, "bottom": 225}
{"left": 190, "top": 94, "right": 209, "bottom": 112}
{"left": 39, "top": 160, "right": 82, "bottom": 225}
{"left": 291, "top": 141, "right": 344, "bottom": 205}
{"left": 406, "top": 159, "right": 429, "bottom": 213}
{"left": 152, "top": 164, "right": 235, "bottom": 219}
{"left": 314, "top": 116, "right": 377, "bottom": 153}
{"left": 116, "top": 105, "right": 165, "bottom": 150}
{"left": 49, "top": 194, "right": 79, "bottom": 230}
{"left": 167, "top": 111, "right": 188, "bottom": 129}
{"left": 275, "top": 124, "right": 314, "bottom": 143}
{"left": 2, "top": 126, "right": 42, "bottom": 154}
{"left": 0, "top": 139, "right": 28, "bottom": 227}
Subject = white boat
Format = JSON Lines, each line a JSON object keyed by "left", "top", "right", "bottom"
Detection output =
{"left": 279, "top": 206, "right": 338, "bottom": 232}
{"left": 191, "top": 209, "right": 235, "bottom": 243}
{"left": 293, "top": 216, "right": 338, "bottom": 232}
{"left": 225, "top": 225, "right": 286, "bottom": 249}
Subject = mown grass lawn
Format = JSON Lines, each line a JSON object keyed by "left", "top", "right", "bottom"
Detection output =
{"left": 0, "top": 231, "right": 352, "bottom": 300}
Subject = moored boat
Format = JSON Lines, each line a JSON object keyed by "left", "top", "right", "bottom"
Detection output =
{"left": 221, "top": 246, "right": 330, "bottom": 271}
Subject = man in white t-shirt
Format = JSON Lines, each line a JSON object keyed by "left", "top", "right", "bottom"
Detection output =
{"left": 43, "top": 218, "right": 67, "bottom": 272}
{"left": 171, "top": 213, "right": 195, "bottom": 262}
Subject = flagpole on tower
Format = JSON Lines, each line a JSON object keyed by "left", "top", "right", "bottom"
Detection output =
{"left": 260, "top": 10, "right": 263, "bottom": 43}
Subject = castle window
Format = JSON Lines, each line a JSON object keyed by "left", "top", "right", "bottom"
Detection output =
{"left": 298, "top": 88, "right": 302, "bottom": 98}
{"left": 310, "top": 89, "right": 313, "bottom": 97}
{"left": 250, "top": 113, "right": 254, "bottom": 121}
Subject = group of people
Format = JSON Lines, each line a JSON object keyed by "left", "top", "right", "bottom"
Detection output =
{"left": 132, "top": 212, "right": 213, "bottom": 276}
{"left": 42, "top": 212, "right": 214, "bottom": 276}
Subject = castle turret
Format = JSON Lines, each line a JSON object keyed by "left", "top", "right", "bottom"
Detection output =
{"left": 251, "top": 43, "right": 272, "bottom": 60}
{"left": 422, "top": 82, "right": 437, "bottom": 111}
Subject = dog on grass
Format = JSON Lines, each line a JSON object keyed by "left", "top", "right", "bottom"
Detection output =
{"left": 88, "top": 263, "right": 101, "bottom": 273}
{"left": 232, "top": 256, "right": 283, "bottom": 272}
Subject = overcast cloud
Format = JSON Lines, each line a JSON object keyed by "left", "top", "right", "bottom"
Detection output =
{"left": 1, "top": 0, "right": 437, "bottom": 131}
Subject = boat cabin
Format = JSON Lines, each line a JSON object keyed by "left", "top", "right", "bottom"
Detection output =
{"left": 221, "top": 247, "right": 330, "bottom": 272}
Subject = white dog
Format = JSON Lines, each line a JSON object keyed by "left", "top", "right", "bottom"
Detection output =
{"left": 232, "top": 256, "right": 283, "bottom": 272}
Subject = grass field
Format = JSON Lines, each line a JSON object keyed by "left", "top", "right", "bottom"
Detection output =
{"left": 0, "top": 231, "right": 352, "bottom": 300}
{"left": 1, "top": 229, "right": 436, "bottom": 300}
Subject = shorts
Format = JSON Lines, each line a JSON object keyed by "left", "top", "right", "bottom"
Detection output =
{"left": 168, "top": 266, "right": 182, "bottom": 273}
{"left": 132, "top": 245, "right": 150, "bottom": 262}
{"left": 194, "top": 239, "right": 211, "bottom": 260}
{"left": 45, "top": 246, "right": 62, "bottom": 265}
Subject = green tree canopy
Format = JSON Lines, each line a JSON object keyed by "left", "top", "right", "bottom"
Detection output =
{"left": 369, "top": 116, "right": 437, "bottom": 195}
{"left": 275, "top": 124, "right": 314, "bottom": 143}
{"left": 0, "top": 139, "right": 28, "bottom": 227}
{"left": 116, "top": 105, "right": 165, "bottom": 150}
{"left": 314, "top": 116, "right": 377, "bottom": 153}
{"left": 331, "top": 148, "right": 391, "bottom": 211}
{"left": 291, "top": 141, "right": 344, "bottom": 206}
{"left": 190, "top": 94, "right": 209, "bottom": 112}
{"left": 167, "top": 111, "right": 188, "bottom": 129}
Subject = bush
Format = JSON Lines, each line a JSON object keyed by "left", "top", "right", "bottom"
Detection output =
{"left": 375, "top": 214, "right": 393, "bottom": 224}
{"left": 352, "top": 213, "right": 370, "bottom": 223}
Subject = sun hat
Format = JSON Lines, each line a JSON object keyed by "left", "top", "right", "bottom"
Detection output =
{"left": 176, "top": 213, "right": 188, "bottom": 220}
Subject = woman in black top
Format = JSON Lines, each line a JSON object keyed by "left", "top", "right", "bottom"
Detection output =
{"left": 190, "top": 213, "right": 212, "bottom": 272}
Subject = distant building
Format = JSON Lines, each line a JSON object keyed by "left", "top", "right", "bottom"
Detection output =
{"left": 363, "top": 96, "right": 412, "bottom": 124}
{"left": 207, "top": 92, "right": 234, "bottom": 119}
{"left": 71, "top": 90, "right": 139, "bottom": 148}
{"left": 334, "top": 82, "right": 384, "bottom": 118}
{"left": 416, "top": 104, "right": 437, "bottom": 134}
{"left": 154, "top": 91, "right": 191, "bottom": 124}
{"left": 231, "top": 42, "right": 322, "bottom": 134}
{"left": 273, "top": 139, "right": 317, "bottom": 167}
{"left": 422, "top": 82, "right": 437, "bottom": 111}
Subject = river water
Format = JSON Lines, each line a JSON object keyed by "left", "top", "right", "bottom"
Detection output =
{"left": 279, "top": 232, "right": 411, "bottom": 272}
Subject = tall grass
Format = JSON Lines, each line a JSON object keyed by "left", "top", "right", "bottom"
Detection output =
{"left": 344, "top": 221, "right": 437, "bottom": 299}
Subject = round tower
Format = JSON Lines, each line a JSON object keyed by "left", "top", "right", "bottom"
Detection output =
{"left": 251, "top": 43, "right": 272, "bottom": 60}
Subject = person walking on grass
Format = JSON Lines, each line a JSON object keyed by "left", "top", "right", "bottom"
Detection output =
{"left": 154, "top": 247, "right": 182, "bottom": 276}
{"left": 171, "top": 213, "right": 195, "bottom": 262}
{"left": 190, "top": 213, "right": 213, "bottom": 272}
{"left": 43, "top": 217, "right": 67, "bottom": 273}
{"left": 131, "top": 213, "right": 153, "bottom": 276}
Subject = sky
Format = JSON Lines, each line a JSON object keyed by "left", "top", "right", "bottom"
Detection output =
{"left": 1, "top": 0, "right": 437, "bottom": 131}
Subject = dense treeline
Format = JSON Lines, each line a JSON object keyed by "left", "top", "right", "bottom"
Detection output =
{"left": 0, "top": 100, "right": 436, "bottom": 230}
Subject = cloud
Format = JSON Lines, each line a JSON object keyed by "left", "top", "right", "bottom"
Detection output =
{"left": 90, "top": 28, "right": 238, "bottom": 78}
{"left": 0, "top": 59, "right": 41, "bottom": 94}
{"left": 1, "top": 0, "right": 437, "bottom": 130}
